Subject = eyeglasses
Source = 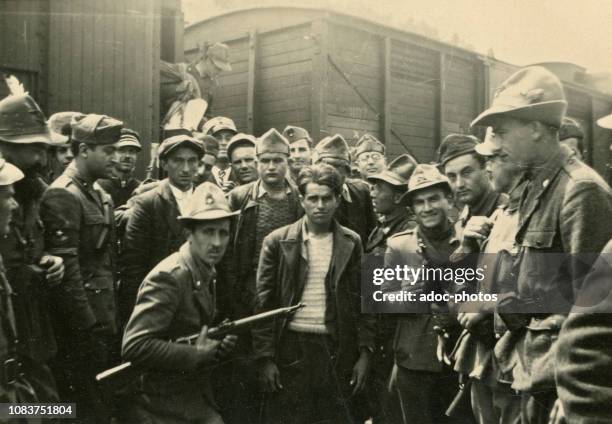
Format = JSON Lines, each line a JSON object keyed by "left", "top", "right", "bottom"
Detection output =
{"left": 357, "top": 153, "right": 383, "bottom": 164}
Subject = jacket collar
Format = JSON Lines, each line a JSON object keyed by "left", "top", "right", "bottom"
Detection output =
{"left": 178, "top": 242, "right": 216, "bottom": 322}
{"left": 156, "top": 179, "right": 184, "bottom": 238}
{"left": 64, "top": 162, "right": 103, "bottom": 209}
{"left": 280, "top": 217, "right": 355, "bottom": 292}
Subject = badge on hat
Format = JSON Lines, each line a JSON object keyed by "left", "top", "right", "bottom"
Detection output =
{"left": 282, "top": 125, "right": 311, "bottom": 145}
{"left": 202, "top": 116, "right": 237, "bottom": 136}
{"left": 179, "top": 182, "right": 240, "bottom": 222}
{"left": 71, "top": 113, "right": 123, "bottom": 145}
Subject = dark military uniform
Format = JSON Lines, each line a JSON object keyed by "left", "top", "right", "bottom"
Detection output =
{"left": 98, "top": 176, "right": 141, "bottom": 208}
{"left": 41, "top": 161, "right": 118, "bottom": 422}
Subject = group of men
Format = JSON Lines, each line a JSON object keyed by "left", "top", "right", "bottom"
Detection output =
{"left": 0, "top": 63, "right": 611, "bottom": 424}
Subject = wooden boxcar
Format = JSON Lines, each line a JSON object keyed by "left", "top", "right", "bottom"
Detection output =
{"left": 0, "top": 0, "right": 183, "bottom": 175}
{"left": 184, "top": 6, "right": 612, "bottom": 180}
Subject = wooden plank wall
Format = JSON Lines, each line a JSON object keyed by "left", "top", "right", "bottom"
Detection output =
{"left": 388, "top": 38, "right": 439, "bottom": 162}
{"left": 47, "top": 0, "right": 160, "bottom": 175}
{"left": 0, "top": 0, "right": 50, "bottom": 110}
{"left": 255, "top": 24, "right": 313, "bottom": 135}
{"left": 441, "top": 55, "right": 478, "bottom": 137}
{"left": 326, "top": 23, "right": 383, "bottom": 144}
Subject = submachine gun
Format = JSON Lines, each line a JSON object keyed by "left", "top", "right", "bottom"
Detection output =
{"left": 96, "top": 304, "right": 305, "bottom": 397}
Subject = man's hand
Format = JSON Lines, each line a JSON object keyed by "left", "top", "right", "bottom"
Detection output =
{"left": 40, "top": 255, "right": 64, "bottom": 284}
{"left": 434, "top": 326, "right": 452, "bottom": 365}
{"left": 458, "top": 311, "right": 488, "bottom": 330}
{"left": 462, "top": 216, "right": 494, "bottom": 242}
{"left": 260, "top": 359, "right": 283, "bottom": 393}
{"left": 350, "top": 351, "right": 370, "bottom": 395}
{"left": 221, "top": 180, "right": 237, "bottom": 193}
{"left": 195, "top": 325, "right": 222, "bottom": 364}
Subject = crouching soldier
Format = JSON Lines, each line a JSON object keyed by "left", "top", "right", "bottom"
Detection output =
{"left": 122, "top": 182, "right": 238, "bottom": 423}
{"left": 253, "top": 163, "right": 376, "bottom": 424}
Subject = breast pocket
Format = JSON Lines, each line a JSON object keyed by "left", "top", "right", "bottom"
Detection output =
{"left": 84, "top": 212, "right": 110, "bottom": 250}
{"left": 82, "top": 271, "right": 116, "bottom": 332}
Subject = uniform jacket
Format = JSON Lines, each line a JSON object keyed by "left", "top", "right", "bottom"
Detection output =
{"left": 122, "top": 242, "right": 219, "bottom": 420}
{"left": 508, "top": 148, "right": 612, "bottom": 392}
{"left": 120, "top": 179, "right": 187, "bottom": 326}
{"left": 555, "top": 239, "right": 612, "bottom": 424}
{"left": 0, "top": 176, "right": 57, "bottom": 362}
{"left": 384, "top": 225, "right": 459, "bottom": 372}
{"left": 224, "top": 179, "right": 303, "bottom": 317}
{"left": 252, "top": 217, "right": 375, "bottom": 373}
{"left": 336, "top": 179, "right": 377, "bottom": 245}
{"left": 41, "top": 163, "right": 117, "bottom": 336}
{"left": 98, "top": 175, "right": 141, "bottom": 208}
{"left": 365, "top": 209, "right": 416, "bottom": 255}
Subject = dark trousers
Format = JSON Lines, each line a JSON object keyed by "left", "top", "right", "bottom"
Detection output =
{"left": 470, "top": 380, "right": 521, "bottom": 424}
{"left": 520, "top": 390, "right": 557, "bottom": 424}
{"left": 396, "top": 366, "right": 472, "bottom": 424}
{"left": 264, "top": 330, "right": 357, "bottom": 424}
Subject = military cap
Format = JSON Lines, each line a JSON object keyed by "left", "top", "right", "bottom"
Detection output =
{"left": 71, "top": 113, "right": 123, "bottom": 145}
{"left": 559, "top": 117, "right": 584, "bottom": 141}
{"left": 115, "top": 128, "right": 142, "bottom": 151}
{"left": 207, "top": 43, "right": 232, "bottom": 72}
{"left": 437, "top": 134, "right": 480, "bottom": 166}
{"left": 471, "top": 66, "right": 567, "bottom": 128}
{"left": 282, "top": 125, "right": 312, "bottom": 145}
{"left": 474, "top": 127, "right": 502, "bottom": 157}
{"left": 48, "top": 111, "right": 80, "bottom": 145}
{"left": 597, "top": 113, "right": 612, "bottom": 130}
{"left": 202, "top": 116, "right": 237, "bottom": 136}
{"left": 179, "top": 182, "right": 239, "bottom": 222}
{"left": 257, "top": 128, "right": 290, "bottom": 155}
{"left": 355, "top": 134, "right": 385, "bottom": 158}
{"left": 0, "top": 94, "right": 52, "bottom": 144}
{"left": 158, "top": 134, "right": 205, "bottom": 159}
{"left": 367, "top": 154, "right": 418, "bottom": 187}
{"left": 196, "top": 134, "right": 220, "bottom": 158}
{"left": 405, "top": 164, "right": 451, "bottom": 197}
{"left": 227, "top": 133, "right": 257, "bottom": 160}
{"left": 0, "top": 155, "right": 24, "bottom": 186}
{"left": 314, "top": 134, "right": 351, "bottom": 163}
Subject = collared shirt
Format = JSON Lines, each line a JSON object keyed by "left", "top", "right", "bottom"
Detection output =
{"left": 169, "top": 183, "right": 194, "bottom": 215}
{"left": 212, "top": 165, "right": 231, "bottom": 187}
{"left": 342, "top": 183, "right": 352, "bottom": 202}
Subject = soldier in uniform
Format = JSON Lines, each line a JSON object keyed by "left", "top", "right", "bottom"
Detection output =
{"left": 363, "top": 153, "right": 418, "bottom": 423}
{"left": 313, "top": 134, "right": 377, "bottom": 245}
{"left": 203, "top": 117, "right": 239, "bottom": 192}
{"left": 98, "top": 128, "right": 143, "bottom": 208}
{"left": 253, "top": 163, "right": 375, "bottom": 424}
{"left": 221, "top": 128, "right": 302, "bottom": 423}
{"left": 122, "top": 182, "right": 238, "bottom": 424}
{"left": 227, "top": 133, "right": 258, "bottom": 186}
{"left": 470, "top": 66, "right": 612, "bottom": 423}
{"left": 354, "top": 133, "right": 387, "bottom": 178}
{"left": 282, "top": 125, "right": 313, "bottom": 184}
{"left": 0, "top": 155, "right": 24, "bottom": 403}
{"left": 121, "top": 134, "right": 205, "bottom": 327}
{"left": 558, "top": 117, "right": 584, "bottom": 160}
{"left": 40, "top": 113, "right": 123, "bottom": 422}
{"left": 0, "top": 93, "right": 64, "bottom": 403}
{"left": 383, "top": 164, "right": 464, "bottom": 424}
{"left": 438, "top": 133, "right": 507, "bottom": 233}
{"left": 451, "top": 130, "right": 523, "bottom": 424}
